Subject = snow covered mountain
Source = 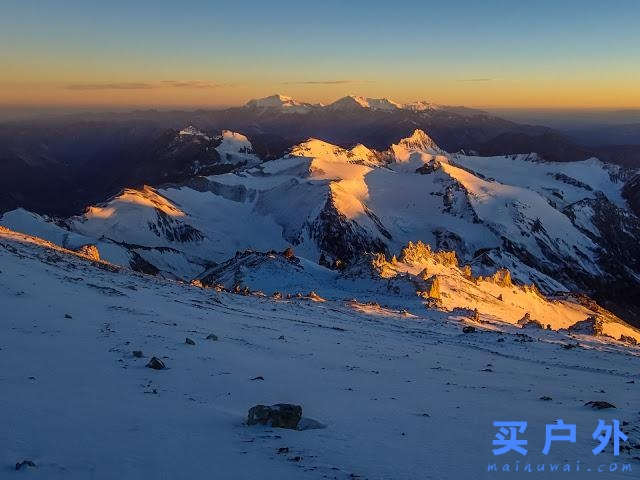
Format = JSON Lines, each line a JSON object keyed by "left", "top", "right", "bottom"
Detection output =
{"left": 6, "top": 95, "right": 614, "bottom": 218}
{"left": 327, "top": 95, "right": 403, "bottom": 112}
{"left": 3, "top": 128, "right": 640, "bottom": 329}
{"left": 244, "top": 94, "right": 316, "bottom": 114}
{"left": 244, "top": 94, "right": 444, "bottom": 114}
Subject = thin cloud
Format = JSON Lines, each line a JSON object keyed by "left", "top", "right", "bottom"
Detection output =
{"left": 65, "top": 82, "right": 155, "bottom": 90}
{"left": 159, "top": 80, "right": 237, "bottom": 89}
{"left": 65, "top": 81, "right": 237, "bottom": 90}
{"left": 281, "top": 80, "right": 374, "bottom": 85}
{"left": 457, "top": 78, "right": 494, "bottom": 82}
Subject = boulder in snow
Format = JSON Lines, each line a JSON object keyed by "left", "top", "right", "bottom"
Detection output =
{"left": 146, "top": 357, "right": 166, "bottom": 370}
{"left": 584, "top": 400, "right": 616, "bottom": 410}
{"left": 15, "top": 460, "right": 36, "bottom": 471}
{"left": 247, "top": 403, "right": 302, "bottom": 429}
{"left": 282, "top": 247, "right": 296, "bottom": 260}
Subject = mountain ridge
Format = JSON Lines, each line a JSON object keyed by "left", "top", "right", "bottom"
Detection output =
{"left": 3, "top": 128, "right": 639, "bottom": 326}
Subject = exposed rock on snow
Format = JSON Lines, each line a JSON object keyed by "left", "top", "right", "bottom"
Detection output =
{"left": 247, "top": 404, "right": 303, "bottom": 429}
{"left": 567, "top": 315, "right": 604, "bottom": 335}
{"left": 75, "top": 244, "right": 100, "bottom": 261}
{"left": 306, "top": 291, "right": 326, "bottom": 302}
{"left": 146, "top": 357, "right": 166, "bottom": 370}
{"left": 517, "top": 312, "right": 544, "bottom": 329}
{"left": 619, "top": 334, "right": 638, "bottom": 345}
{"left": 15, "top": 460, "right": 36, "bottom": 471}
{"left": 584, "top": 400, "right": 616, "bottom": 410}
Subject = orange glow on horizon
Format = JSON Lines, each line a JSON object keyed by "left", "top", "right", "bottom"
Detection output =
{"left": 1, "top": 76, "right": 639, "bottom": 110}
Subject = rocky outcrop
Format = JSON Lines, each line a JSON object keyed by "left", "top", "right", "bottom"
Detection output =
{"left": 567, "top": 316, "right": 604, "bottom": 335}
{"left": 309, "top": 195, "right": 388, "bottom": 266}
{"left": 418, "top": 276, "right": 441, "bottom": 300}
{"left": 75, "top": 244, "right": 100, "bottom": 261}
{"left": 623, "top": 173, "right": 640, "bottom": 217}
{"left": 563, "top": 194, "right": 640, "bottom": 324}
{"left": 517, "top": 313, "right": 544, "bottom": 329}
{"left": 129, "top": 252, "right": 160, "bottom": 276}
{"left": 401, "top": 240, "right": 458, "bottom": 267}
{"left": 149, "top": 210, "right": 204, "bottom": 243}
{"left": 198, "top": 249, "right": 303, "bottom": 288}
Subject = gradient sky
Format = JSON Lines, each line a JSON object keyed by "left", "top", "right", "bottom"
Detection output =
{"left": 1, "top": 0, "right": 639, "bottom": 109}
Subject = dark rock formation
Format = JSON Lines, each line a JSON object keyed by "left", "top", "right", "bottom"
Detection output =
{"left": 584, "top": 400, "right": 616, "bottom": 409}
{"left": 247, "top": 403, "right": 302, "bottom": 429}
{"left": 146, "top": 357, "right": 166, "bottom": 370}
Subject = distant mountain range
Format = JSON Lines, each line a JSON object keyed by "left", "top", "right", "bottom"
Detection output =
{"left": 2, "top": 94, "right": 639, "bottom": 218}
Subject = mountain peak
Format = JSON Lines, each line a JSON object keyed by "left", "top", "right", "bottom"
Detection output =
{"left": 244, "top": 94, "right": 312, "bottom": 113}
{"left": 328, "top": 95, "right": 401, "bottom": 111}
{"left": 390, "top": 129, "right": 444, "bottom": 161}
{"left": 402, "top": 100, "right": 441, "bottom": 111}
{"left": 179, "top": 125, "right": 211, "bottom": 140}
{"left": 399, "top": 129, "right": 442, "bottom": 150}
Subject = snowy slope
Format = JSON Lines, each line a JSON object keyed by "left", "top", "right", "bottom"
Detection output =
{"left": 1, "top": 226, "right": 639, "bottom": 480}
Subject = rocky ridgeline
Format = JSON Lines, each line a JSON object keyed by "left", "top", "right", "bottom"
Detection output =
{"left": 355, "top": 240, "right": 640, "bottom": 342}
{"left": 75, "top": 244, "right": 100, "bottom": 261}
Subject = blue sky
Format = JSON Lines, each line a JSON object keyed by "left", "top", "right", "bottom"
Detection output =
{"left": 1, "top": 0, "right": 638, "bottom": 107}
